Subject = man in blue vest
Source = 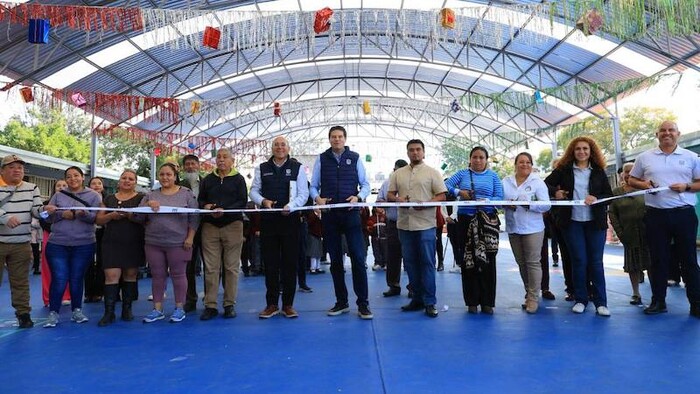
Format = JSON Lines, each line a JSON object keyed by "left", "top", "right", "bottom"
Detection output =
{"left": 250, "top": 136, "right": 309, "bottom": 318}
{"left": 310, "top": 126, "right": 373, "bottom": 319}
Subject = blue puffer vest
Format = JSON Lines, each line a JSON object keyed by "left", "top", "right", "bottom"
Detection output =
{"left": 319, "top": 147, "right": 359, "bottom": 202}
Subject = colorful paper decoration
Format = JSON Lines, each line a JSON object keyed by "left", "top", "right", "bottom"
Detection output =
{"left": 362, "top": 100, "right": 371, "bottom": 115}
{"left": 450, "top": 99, "right": 460, "bottom": 113}
{"left": 313, "top": 7, "right": 334, "bottom": 34}
{"left": 153, "top": 147, "right": 161, "bottom": 156}
{"left": 70, "top": 92, "right": 86, "bottom": 107}
{"left": 440, "top": 8, "right": 455, "bottom": 29}
{"left": 365, "top": 154, "right": 372, "bottom": 162}
{"left": 533, "top": 90, "right": 544, "bottom": 104}
{"left": 576, "top": 9, "right": 604, "bottom": 36}
{"left": 28, "top": 19, "right": 50, "bottom": 44}
{"left": 190, "top": 101, "right": 201, "bottom": 115}
{"left": 203, "top": 26, "right": 221, "bottom": 49}
{"left": 20, "top": 87, "right": 34, "bottom": 103}
{"left": 273, "top": 102, "right": 281, "bottom": 116}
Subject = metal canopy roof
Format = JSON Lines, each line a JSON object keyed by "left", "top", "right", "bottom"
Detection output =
{"left": 0, "top": 0, "right": 698, "bottom": 159}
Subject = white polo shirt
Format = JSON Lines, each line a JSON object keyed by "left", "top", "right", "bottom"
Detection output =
{"left": 630, "top": 145, "right": 700, "bottom": 209}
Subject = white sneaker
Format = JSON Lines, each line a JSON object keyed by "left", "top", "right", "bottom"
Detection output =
{"left": 44, "top": 311, "right": 59, "bottom": 328}
{"left": 372, "top": 264, "right": 382, "bottom": 271}
{"left": 449, "top": 266, "right": 461, "bottom": 274}
{"left": 71, "top": 308, "right": 89, "bottom": 323}
{"left": 596, "top": 306, "right": 611, "bottom": 317}
{"left": 572, "top": 303, "right": 586, "bottom": 314}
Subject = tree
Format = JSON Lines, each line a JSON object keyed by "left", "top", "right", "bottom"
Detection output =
{"left": 555, "top": 106, "right": 675, "bottom": 156}
{"left": 440, "top": 137, "right": 471, "bottom": 175}
{"left": 0, "top": 111, "right": 91, "bottom": 162}
{"left": 536, "top": 148, "right": 553, "bottom": 171}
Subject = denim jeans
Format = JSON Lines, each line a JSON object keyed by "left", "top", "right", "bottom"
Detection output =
{"left": 562, "top": 221, "right": 607, "bottom": 307}
{"left": 46, "top": 242, "right": 96, "bottom": 312}
{"left": 322, "top": 209, "right": 369, "bottom": 307}
{"left": 399, "top": 228, "right": 437, "bottom": 306}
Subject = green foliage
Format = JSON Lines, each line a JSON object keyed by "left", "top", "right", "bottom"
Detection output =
{"left": 440, "top": 137, "right": 471, "bottom": 176}
{"left": 536, "top": 148, "right": 553, "bottom": 171}
{"left": 0, "top": 109, "right": 91, "bottom": 162}
{"left": 555, "top": 107, "right": 675, "bottom": 156}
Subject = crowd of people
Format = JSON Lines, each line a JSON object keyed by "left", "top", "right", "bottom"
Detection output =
{"left": 1, "top": 119, "right": 699, "bottom": 329}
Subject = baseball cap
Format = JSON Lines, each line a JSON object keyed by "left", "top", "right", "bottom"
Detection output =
{"left": 1, "top": 154, "right": 25, "bottom": 167}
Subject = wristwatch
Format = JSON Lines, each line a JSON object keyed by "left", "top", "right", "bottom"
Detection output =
{"left": 687, "top": 183, "right": 693, "bottom": 192}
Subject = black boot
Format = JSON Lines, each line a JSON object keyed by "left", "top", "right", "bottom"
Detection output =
{"left": 121, "top": 281, "right": 137, "bottom": 321}
{"left": 98, "top": 284, "right": 118, "bottom": 327}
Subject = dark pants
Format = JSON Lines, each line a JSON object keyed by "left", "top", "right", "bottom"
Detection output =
{"left": 645, "top": 207, "right": 700, "bottom": 305}
{"left": 539, "top": 236, "right": 551, "bottom": 291}
{"left": 667, "top": 242, "right": 683, "bottom": 284}
{"left": 186, "top": 226, "right": 203, "bottom": 305}
{"left": 435, "top": 226, "right": 444, "bottom": 265}
{"left": 447, "top": 221, "right": 462, "bottom": 266}
{"left": 84, "top": 229, "right": 104, "bottom": 299}
{"left": 46, "top": 242, "right": 95, "bottom": 312}
{"left": 551, "top": 223, "right": 574, "bottom": 294}
{"left": 31, "top": 243, "right": 41, "bottom": 272}
{"left": 458, "top": 215, "right": 497, "bottom": 307}
{"left": 323, "top": 209, "right": 369, "bottom": 307}
{"left": 297, "top": 220, "right": 308, "bottom": 287}
{"left": 261, "top": 215, "right": 299, "bottom": 307}
{"left": 385, "top": 220, "right": 402, "bottom": 290}
{"left": 461, "top": 253, "right": 497, "bottom": 307}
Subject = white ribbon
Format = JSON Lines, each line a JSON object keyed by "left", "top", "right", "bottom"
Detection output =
{"left": 55, "top": 187, "right": 669, "bottom": 214}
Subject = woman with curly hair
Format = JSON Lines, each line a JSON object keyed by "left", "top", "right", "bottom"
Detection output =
{"left": 544, "top": 136, "right": 613, "bottom": 317}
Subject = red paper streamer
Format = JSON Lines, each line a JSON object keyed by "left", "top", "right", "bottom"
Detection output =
{"left": 0, "top": 3, "right": 143, "bottom": 32}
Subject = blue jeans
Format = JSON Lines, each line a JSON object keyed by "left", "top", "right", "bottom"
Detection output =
{"left": 562, "top": 221, "right": 607, "bottom": 307}
{"left": 46, "top": 243, "right": 96, "bottom": 312}
{"left": 322, "top": 210, "right": 369, "bottom": 306}
{"left": 399, "top": 228, "right": 437, "bottom": 306}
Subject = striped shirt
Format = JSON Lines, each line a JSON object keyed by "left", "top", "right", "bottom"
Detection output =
{"left": 0, "top": 180, "right": 43, "bottom": 243}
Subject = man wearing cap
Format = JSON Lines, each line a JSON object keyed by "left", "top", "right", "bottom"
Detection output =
{"left": 0, "top": 155, "right": 44, "bottom": 328}
{"left": 377, "top": 159, "right": 408, "bottom": 297}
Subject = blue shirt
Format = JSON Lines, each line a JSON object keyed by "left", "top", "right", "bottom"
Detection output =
{"left": 571, "top": 165, "right": 592, "bottom": 222}
{"left": 377, "top": 178, "right": 397, "bottom": 221}
{"left": 309, "top": 152, "right": 370, "bottom": 201}
{"left": 444, "top": 168, "right": 503, "bottom": 215}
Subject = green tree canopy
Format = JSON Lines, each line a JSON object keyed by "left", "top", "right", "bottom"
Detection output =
{"left": 0, "top": 109, "right": 91, "bottom": 162}
{"left": 555, "top": 106, "right": 676, "bottom": 156}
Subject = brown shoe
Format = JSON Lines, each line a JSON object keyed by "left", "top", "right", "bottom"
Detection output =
{"left": 259, "top": 305, "right": 280, "bottom": 319}
{"left": 282, "top": 305, "right": 299, "bottom": 318}
{"left": 525, "top": 299, "right": 539, "bottom": 314}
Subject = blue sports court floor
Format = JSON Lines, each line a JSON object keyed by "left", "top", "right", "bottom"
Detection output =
{"left": 1, "top": 234, "right": 699, "bottom": 393}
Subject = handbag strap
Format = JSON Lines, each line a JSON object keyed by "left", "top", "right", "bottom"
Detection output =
{"left": 468, "top": 169, "right": 483, "bottom": 213}
{"left": 59, "top": 189, "right": 91, "bottom": 207}
{"left": 0, "top": 186, "right": 18, "bottom": 208}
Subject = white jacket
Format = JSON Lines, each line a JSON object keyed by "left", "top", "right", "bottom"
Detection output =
{"left": 502, "top": 173, "right": 551, "bottom": 235}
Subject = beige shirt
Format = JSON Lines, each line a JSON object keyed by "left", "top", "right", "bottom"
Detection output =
{"left": 389, "top": 162, "right": 447, "bottom": 231}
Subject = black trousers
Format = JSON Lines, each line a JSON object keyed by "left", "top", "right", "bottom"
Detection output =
{"left": 297, "top": 220, "right": 308, "bottom": 287}
{"left": 385, "top": 220, "right": 402, "bottom": 289}
{"left": 435, "top": 226, "right": 444, "bottom": 265}
{"left": 458, "top": 215, "right": 497, "bottom": 307}
{"left": 84, "top": 229, "right": 104, "bottom": 299}
{"left": 186, "top": 225, "right": 203, "bottom": 305}
{"left": 646, "top": 207, "right": 700, "bottom": 305}
{"left": 261, "top": 215, "right": 300, "bottom": 307}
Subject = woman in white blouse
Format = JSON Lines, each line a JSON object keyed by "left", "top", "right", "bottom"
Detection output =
{"left": 502, "top": 152, "right": 551, "bottom": 313}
